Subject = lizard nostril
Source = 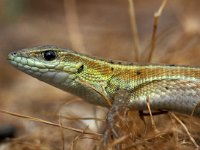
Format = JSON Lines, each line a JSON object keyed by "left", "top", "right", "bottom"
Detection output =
{"left": 8, "top": 51, "right": 18, "bottom": 61}
{"left": 11, "top": 52, "right": 17, "bottom": 55}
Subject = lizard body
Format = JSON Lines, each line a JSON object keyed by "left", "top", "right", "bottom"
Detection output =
{"left": 8, "top": 45, "right": 200, "bottom": 116}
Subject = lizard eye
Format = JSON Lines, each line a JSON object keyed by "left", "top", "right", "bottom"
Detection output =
{"left": 43, "top": 50, "right": 56, "bottom": 61}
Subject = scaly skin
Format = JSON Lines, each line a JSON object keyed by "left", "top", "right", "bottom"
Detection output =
{"left": 7, "top": 45, "right": 200, "bottom": 116}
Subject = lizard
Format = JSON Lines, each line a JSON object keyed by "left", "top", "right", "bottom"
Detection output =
{"left": 7, "top": 45, "right": 200, "bottom": 116}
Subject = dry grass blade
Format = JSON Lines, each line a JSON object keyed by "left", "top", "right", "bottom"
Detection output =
{"left": 70, "top": 126, "right": 89, "bottom": 150}
{"left": 170, "top": 112, "right": 199, "bottom": 148}
{"left": 123, "top": 131, "right": 170, "bottom": 150}
{"left": 60, "top": 115, "right": 105, "bottom": 122}
{"left": 128, "top": 0, "right": 141, "bottom": 62}
{"left": 190, "top": 101, "right": 200, "bottom": 116}
{"left": 147, "top": 0, "right": 168, "bottom": 62}
{"left": 110, "top": 134, "right": 130, "bottom": 148}
{"left": 146, "top": 97, "right": 158, "bottom": 133}
{"left": 0, "top": 109, "right": 101, "bottom": 136}
{"left": 58, "top": 113, "right": 65, "bottom": 150}
{"left": 9, "top": 139, "right": 45, "bottom": 149}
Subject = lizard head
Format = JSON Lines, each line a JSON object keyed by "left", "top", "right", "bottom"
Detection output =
{"left": 8, "top": 45, "right": 112, "bottom": 107}
{"left": 8, "top": 45, "right": 84, "bottom": 83}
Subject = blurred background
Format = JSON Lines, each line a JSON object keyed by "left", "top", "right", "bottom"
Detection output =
{"left": 0, "top": 0, "right": 200, "bottom": 149}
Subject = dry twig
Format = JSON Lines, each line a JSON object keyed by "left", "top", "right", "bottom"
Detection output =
{"left": 146, "top": 97, "right": 159, "bottom": 133}
{"left": 0, "top": 109, "right": 101, "bottom": 136}
{"left": 128, "top": 0, "right": 141, "bottom": 62}
{"left": 147, "top": 0, "right": 168, "bottom": 62}
{"left": 170, "top": 112, "right": 199, "bottom": 148}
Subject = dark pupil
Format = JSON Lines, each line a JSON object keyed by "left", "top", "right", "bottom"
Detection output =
{"left": 43, "top": 50, "right": 56, "bottom": 61}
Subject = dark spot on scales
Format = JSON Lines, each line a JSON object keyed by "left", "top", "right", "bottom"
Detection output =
{"left": 169, "top": 64, "right": 175, "bottom": 67}
{"left": 165, "top": 87, "right": 169, "bottom": 90}
{"left": 116, "top": 86, "right": 120, "bottom": 91}
{"left": 136, "top": 70, "right": 141, "bottom": 75}
{"left": 111, "top": 67, "right": 114, "bottom": 71}
{"left": 109, "top": 60, "right": 114, "bottom": 64}
{"left": 77, "top": 65, "right": 84, "bottom": 73}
